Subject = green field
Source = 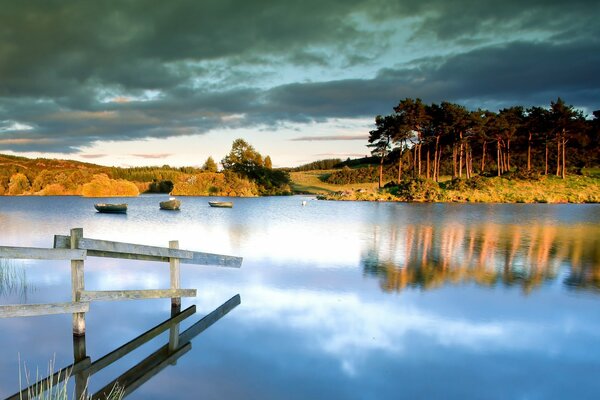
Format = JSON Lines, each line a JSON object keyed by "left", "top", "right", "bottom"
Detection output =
{"left": 290, "top": 170, "right": 379, "bottom": 194}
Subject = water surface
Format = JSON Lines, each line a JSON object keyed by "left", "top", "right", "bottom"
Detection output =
{"left": 1, "top": 196, "right": 599, "bottom": 399}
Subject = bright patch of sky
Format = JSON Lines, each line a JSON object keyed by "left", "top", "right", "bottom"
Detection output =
{"left": 0, "top": 121, "right": 34, "bottom": 132}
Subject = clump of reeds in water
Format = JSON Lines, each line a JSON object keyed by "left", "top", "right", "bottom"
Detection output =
{"left": 18, "top": 355, "right": 124, "bottom": 400}
{"left": 0, "top": 259, "right": 31, "bottom": 299}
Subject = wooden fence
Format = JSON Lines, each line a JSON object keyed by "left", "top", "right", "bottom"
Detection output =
{"left": 0, "top": 228, "right": 243, "bottom": 399}
{"left": 0, "top": 227, "right": 242, "bottom": 335}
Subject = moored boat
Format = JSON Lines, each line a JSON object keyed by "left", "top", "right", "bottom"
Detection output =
{"left": 208, "top": 201, "right": 233, "bottom": 208}
{"left": 94, "top": 203, "right": 127, "bottom": 213}
{"left": 160, "top": 198, "right": 181, "bottom": 210}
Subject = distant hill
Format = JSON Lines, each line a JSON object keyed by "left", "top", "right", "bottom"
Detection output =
{"left": 0, "top": 153, "right": 285, "bottom": 197}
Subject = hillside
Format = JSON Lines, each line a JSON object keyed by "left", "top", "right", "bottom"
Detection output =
{"left": 0, "top": 154, "right": 282, "bottom": 197}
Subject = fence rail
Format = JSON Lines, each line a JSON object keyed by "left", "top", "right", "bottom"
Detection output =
{"left": 0, "top": 246, "right": 86, "bottom": 260}
{"left": 53, "top": 235, "right": 243, "bottom": 267}
{"left": 0, "top": 301, "right": 90, "bottom": 318}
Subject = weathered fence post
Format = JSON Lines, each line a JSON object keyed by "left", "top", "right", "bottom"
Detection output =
{"left": 71, "top": 228, "right": 86, "bottom": 335}
{"left": 169, "top": 240, "right": 181, "bottom": 309}
{"left": 168, "top": 240, "right": 181, "bottom": 356}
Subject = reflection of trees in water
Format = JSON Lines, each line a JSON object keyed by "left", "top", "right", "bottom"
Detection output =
{"left": 0, "top": 259, "right": 32, "bottom": 300}
{"left": 362, "top": 223, "right": 600, "bottom": 294}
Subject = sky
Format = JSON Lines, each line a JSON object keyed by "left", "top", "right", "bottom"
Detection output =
{"left": 0, "top": 0, "right": 598, "bottom": 168}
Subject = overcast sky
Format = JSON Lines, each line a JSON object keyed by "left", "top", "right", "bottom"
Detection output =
{"left": 1, "top": 0, "right": 598, "bottom": 167}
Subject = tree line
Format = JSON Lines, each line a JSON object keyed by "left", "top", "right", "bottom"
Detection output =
{"left": 368, "top": 98, "right": 599, "bottom": 188}
{"left": 0, "top": 139, "right": 291, "bottom": 196}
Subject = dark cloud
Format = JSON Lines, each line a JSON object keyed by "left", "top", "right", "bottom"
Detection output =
{"left": 0, "top": 1, "right": 598, "bottom": 153}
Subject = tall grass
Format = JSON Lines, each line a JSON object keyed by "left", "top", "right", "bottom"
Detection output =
{"left": 18, "top": 355, "right": 124, "bottom": 400}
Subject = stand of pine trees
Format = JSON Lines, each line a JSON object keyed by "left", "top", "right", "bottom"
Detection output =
{"left": 368, "top": 98, "right": 598, "bottom": 188}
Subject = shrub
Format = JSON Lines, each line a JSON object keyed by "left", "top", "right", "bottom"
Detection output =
{"left": 504, "top": 169, "right": 542, "bottom": 181}
{"left": 38, "top": 183, "right": 71, "bottom": 196}
{"left": 325, "top": 166, "right": 379, "bottom": 184}
{"left": 171, "top": 172, "right": 259, "bottom": 196}
{"left": 81, "top": 174, "right": 139, "bottom": 197}
{"left": 391, "top": 178, "right": 441, "bottom": 201}
{"left": 444, "top": 176, "right": 493, "bottom": 191}
{"left": 8, "top": 173, "right": 30, "bottom": 195}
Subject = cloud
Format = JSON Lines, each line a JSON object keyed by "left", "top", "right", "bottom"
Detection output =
{"left": 0, "top": 1, "right": 598, "bottom": 154}
{"left": 78, "top": 154, "right": 107, "bottom": 159}
{"left": 130, "top": 153, "right": 172, "bottom": 159}
{"left": 291, "top": 135, "right": 368, "bottom": 141}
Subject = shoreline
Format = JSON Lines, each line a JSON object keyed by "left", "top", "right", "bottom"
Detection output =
{"left": 309, "top": 174, "right": 600, "bottom": 204}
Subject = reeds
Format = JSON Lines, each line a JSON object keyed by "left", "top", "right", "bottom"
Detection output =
{"left": 18, "top": 355, "right": 124, "bottom": 400}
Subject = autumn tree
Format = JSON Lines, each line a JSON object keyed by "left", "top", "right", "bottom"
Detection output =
{"left": 202, "top": 156, "right": 218, "bottom": 172}
{"left": 221, "top": 139, "right": 290, "bottom": 194}
{"left": 8, "top": 173, "right": 30, "bottom": 195}
{"left": 221, "top": 139, "right": 264, "bottom": 176}
{"left": 264, "top": 155, "right": 273, "bottom": 169}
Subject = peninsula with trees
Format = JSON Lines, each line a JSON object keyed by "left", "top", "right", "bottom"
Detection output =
{"left": 299, "top": 97, "right": 599, "bottom": 203}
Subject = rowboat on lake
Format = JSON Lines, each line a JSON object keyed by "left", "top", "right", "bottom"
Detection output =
{"left": 160, "top": 198, "right": 181, "bottom": 210}
{"left": 208, "top": 201, "right": 233, "bottom": 208}
{"left": 94, "top": 203, "right": 128, "bottom": 214}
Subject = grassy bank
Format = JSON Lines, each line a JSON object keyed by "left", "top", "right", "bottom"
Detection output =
{"left": 291, "top": 170, "right": 600, "bottom": 203}
{"left": 290, "top": 170, "right": 378, "bottom": 194}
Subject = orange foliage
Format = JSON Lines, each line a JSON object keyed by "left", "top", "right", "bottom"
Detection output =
{"left": 81, "top": 174, "right": 139, "bottom": 197}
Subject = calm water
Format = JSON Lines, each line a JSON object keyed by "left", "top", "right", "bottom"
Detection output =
{"left": 1, "top": 196, "right": 599, "bottom": 399}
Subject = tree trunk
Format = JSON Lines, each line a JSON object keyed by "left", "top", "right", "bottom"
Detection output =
{"left": 426, "top": 146, "right": 430, "bottom": 179}
{"left": 527, "top": 132, "right": 532, "bottom": 171}
{"left": 418, "top": 142, "right": 422, "bottom": 177}
{"left": 459, "top": 139, "right": 464, "bottom": 179}
{"left": 545, "top": 137, "right": 548, "bottom": 175}
{"left": 397, "top": 144, "right": 403, "bottom": 183}
{"left": 481, "top": 141, "right": 487, "bottom": 173}
{"left": 561, "top": 138, "right": 566, "bottom": 179}
{"left": 469, "top": 147, "right": 474, "bottom": 177}
{"left": 468, "top": 146, "right": 473, "bottom": 179}
{"left": 412, "top": 145, "right": 417, "bottom": 178}
{"left": 507, "top": 139, "right": 511, "bottom": 172}
{"left": 378, "top": 156, "right": 384, "bottom": 189}
{"left": 556, "top": 138, "right": 561, "bottom": 176}
{"left": 433, "top": 136, "right": 440, "bottom": 181}
{"left": 437, "top": 147, "right": 442, "bottom": 181}
{"left": 452, "top": 145, "right": 457, "bottom": 179}
{"left": 497, "top": 139, "right": 501, "bottom": 177}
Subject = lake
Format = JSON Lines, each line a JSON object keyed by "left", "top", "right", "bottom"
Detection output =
{"left": 1, "top": 196, "right": 599, "bottom": 399}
